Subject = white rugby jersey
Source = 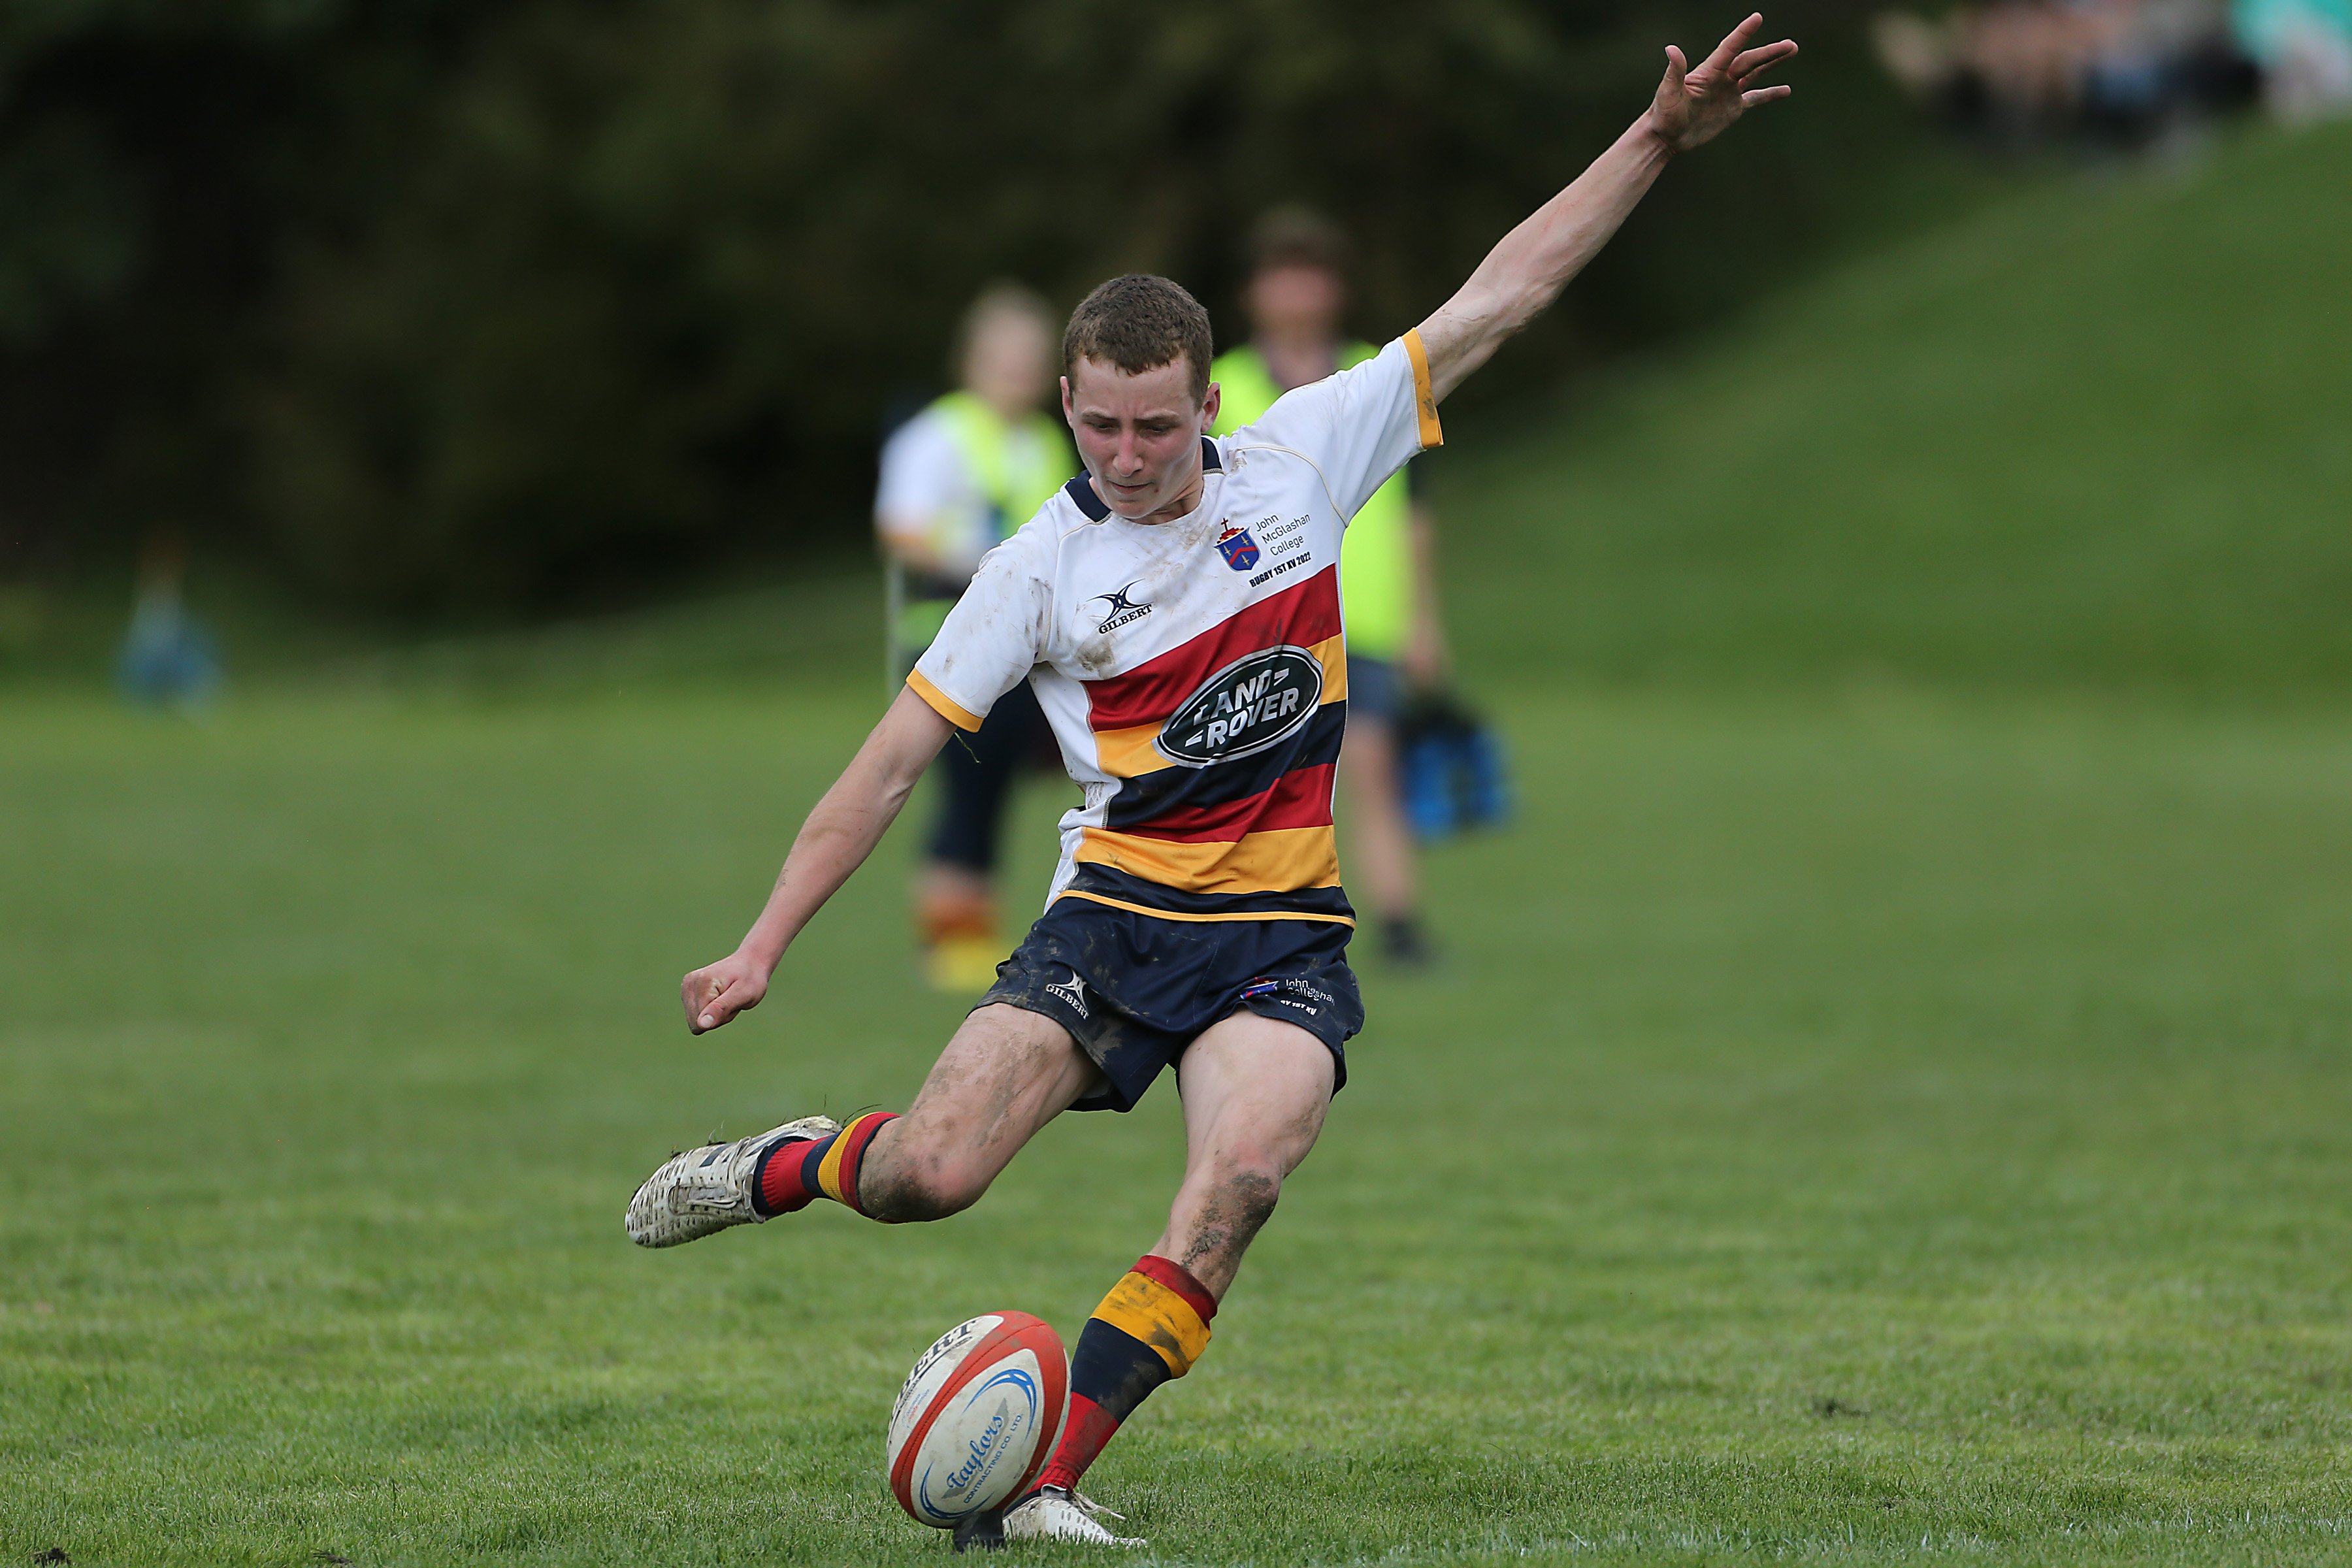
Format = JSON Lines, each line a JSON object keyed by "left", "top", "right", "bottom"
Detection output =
{"left": 906, "top": 332, "right": 1443, "bottom": 926}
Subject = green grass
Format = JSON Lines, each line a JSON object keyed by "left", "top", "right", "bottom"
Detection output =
{"left": 5, "top": 684, "right": 2351, "bottom": 1565}
{"left": 1441, "top": 118, "right": 2352, "bottom": 693}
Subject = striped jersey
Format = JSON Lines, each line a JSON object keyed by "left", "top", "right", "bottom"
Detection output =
{"left": 907, "top": 332, "right": 1443, "bottom": 926}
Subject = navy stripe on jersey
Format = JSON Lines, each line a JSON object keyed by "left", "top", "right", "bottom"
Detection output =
{"left": 1060, "top": 863, "right": 1357, "bottom": 924}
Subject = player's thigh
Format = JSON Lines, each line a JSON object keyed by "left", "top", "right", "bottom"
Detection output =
{"left": 1173, "top": 1009, "right": 1337, "bottom": 1183}
{"left": 900, "top": 1002, "right": 1101, "bottom": 1173}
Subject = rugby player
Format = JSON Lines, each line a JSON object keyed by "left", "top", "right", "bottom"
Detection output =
{"left": 627, "top": 16, "right": 1795, "bottom": 1548}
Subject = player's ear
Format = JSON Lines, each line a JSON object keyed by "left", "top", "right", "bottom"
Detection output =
{"left": 1060, "top": 375, "right": 1074, "bottom": 424}
{"left": 1201, "top": 380, "right": 1220, "bottom": 429}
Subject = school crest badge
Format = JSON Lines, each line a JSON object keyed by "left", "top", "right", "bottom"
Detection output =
{"left": 1215, "top": 522, "right": 1261, "bottom": 571}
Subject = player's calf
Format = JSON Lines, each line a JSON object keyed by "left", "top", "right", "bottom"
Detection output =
{"left": 1160, "top": 1153, "right": 1284, "bottom": 1296}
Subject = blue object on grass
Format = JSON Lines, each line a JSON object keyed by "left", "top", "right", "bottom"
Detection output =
{"left": 1399, "top": 693, "right": 1511, "bottom": 841}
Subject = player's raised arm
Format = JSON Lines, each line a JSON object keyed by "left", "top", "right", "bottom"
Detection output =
{"left": 1414, "top": 12, "right": 1797, "bottom": 403}
{"left": 681, "top": 687, "right": 954, "bottom": 1034}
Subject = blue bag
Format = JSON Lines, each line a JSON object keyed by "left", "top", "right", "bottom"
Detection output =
{"left": 1398, "top": 691, "right": 1511, "bottom": 841}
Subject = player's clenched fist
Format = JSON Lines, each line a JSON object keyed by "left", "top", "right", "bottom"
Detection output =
{"left": 682, "top": 951, "right": 769, "bottom": 1034}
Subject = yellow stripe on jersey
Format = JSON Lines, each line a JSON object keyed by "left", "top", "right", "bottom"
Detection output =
{"left": 1075, "top": 824, "right": 1339, "bottom": 895}
{"left": 1092, "top": 720, "right": 1165, "bottom": 780}
{"left": 1090, "top": 1269, "right": 1212, "bottom": 1376}
{"left": 1305, "top": 630, "right": 1349, "bottom": 704}
{"left": 906, "top": 670, "right": 984, "bottom": 733}
{"left": 1088, "top": 631, "right": 1350, "bottom": 780}
{"left": 1402, "top": 329, "right": 1445, "bottom": 451}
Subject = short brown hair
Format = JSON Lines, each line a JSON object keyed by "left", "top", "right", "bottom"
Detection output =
{"left": 1247, "top": 206, "right": 1350, "bottom": 279}
{"left": 1062, "top": 274, "right": 1214, "bottom": 404}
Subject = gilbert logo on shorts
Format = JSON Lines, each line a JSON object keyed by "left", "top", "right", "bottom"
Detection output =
{"left": 1045, "top": 970, "right": 1089, "bottom": 1018}
{"left": 1156, "top": 645, "right": 1324, "bottom": 766}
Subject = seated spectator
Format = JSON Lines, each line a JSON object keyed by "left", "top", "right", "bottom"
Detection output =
{"left": 1875, "top": 1, "right": 2255, "bottom": 146}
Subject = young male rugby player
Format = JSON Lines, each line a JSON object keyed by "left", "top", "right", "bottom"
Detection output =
{"left": 627, "top": 16, "right": 1795, "bottom": 1548}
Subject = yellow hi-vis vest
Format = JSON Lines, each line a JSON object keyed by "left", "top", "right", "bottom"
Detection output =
{"left": 892, "top": 391, "right": 1075, "bottom": 657}
{"left": 1210, "top": 342, "right": 1413, "bottom": 660}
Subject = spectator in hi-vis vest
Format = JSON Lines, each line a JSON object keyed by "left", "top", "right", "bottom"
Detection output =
{"left": 875, "top": 285, "right": 1076, "bottom": 990}
{"left": 1211, "top": 210, "right": 1449, "bottom": 967}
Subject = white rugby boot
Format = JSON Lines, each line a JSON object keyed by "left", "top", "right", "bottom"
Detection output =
{"left": 623, "top": 1115, "right": 840, "bottom": 1248}
{"left": 999, "top": 1488, "right": 1145, "bottom": 1548}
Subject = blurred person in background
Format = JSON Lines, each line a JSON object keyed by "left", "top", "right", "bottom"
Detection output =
{"left": 1211, "top": 210, "right": 1448, "bottom": 968}
{"left": 875, "top": 285, "right": 1076, "bottom": 991}
{"left": 116, "top": 526, "right": 220, "bottom": 709}
{"left": 1874, "top": 1, "right": 2258, "bottom": 145}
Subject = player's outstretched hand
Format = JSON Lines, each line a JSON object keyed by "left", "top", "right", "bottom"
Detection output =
{"left": 682, "top": 951, "right": 769, "bottom": 1034}
{"left": 1651, "top": 13, "right": 1797, "bottom": 154}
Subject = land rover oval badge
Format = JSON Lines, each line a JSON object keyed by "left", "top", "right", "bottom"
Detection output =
{"left": 1156, "top": 645, "right": 1324, "bottom": 766}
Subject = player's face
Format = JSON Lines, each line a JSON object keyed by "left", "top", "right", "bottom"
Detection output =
{"left": 1243, "top": 263, "right": 1345, "bottom": 342}
{"left": 1062, "top": 355, "right": 1220, "bottom": 523}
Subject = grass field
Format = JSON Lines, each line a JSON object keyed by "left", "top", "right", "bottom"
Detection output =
{"left": 5, "top": 683, "right": 2351, "bottom": 1565}
{"left": 8, "top": 115, "right": 2352, "bottom": 1567}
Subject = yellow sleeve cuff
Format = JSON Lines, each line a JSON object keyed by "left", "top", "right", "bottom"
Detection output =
{"left": 906, "top": 670, "right": 983, "bottom": 733}
{"left": 1401, "top": 329, "right": 1445, "bottom": 451}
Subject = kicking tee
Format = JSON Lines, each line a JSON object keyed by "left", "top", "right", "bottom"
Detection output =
{"left": 906, "top": 331, "right": 1444, "bottom": 926}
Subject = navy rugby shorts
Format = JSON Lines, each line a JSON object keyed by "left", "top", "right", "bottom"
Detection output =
{"left": 980, "top": 898, "right": 1364, "bottom": 1113}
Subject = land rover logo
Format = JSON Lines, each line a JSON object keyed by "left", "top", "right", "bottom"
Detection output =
{"left": 1156, "top": 645, "right": 1324, "bottom": 766}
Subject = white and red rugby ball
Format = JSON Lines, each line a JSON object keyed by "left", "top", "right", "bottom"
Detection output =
{"left": 885, "top": 1311, "right": 1069, "bottom": 1528}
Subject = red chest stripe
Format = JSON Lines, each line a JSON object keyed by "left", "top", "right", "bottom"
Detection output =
{"left": 1085, "top": 566, "right": 1343, "bottom": 732}
{"left": 1113, "top": 763, "right": 1337, "bottom": 843}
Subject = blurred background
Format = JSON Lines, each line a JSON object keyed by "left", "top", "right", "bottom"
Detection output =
{"left": 0, "top": 0, "right": 2333, "bottom": 664}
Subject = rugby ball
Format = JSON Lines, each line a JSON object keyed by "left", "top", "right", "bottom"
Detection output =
{"left": 885, "top": 1311, "right": 1068, "bottom": 1527}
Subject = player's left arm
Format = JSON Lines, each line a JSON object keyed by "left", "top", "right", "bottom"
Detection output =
{"left": 1414, "top": 12, "right": 1797, "bottom": 403}
{"left": 681, "top": 687, "right": 953, "bottom": 1034}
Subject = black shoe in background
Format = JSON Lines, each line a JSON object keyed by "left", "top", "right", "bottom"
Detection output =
{"left": 1381, "top": 915, "right": 1437, "bottom": 970}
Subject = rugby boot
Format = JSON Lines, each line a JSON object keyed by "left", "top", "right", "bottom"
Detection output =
{"left": 623, "top": 1115, "right": 840, "bottom": 1248}
{"left": 956, "top": 1488, "right": 1141, "bottom": 1549}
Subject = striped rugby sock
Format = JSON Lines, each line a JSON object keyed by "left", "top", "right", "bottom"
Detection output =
{"left": 751, "top": 1112, "right": 898, "bottom": 1218}
{"left": 1035, "top": 1255, "right": 1217, "bottom": 1496}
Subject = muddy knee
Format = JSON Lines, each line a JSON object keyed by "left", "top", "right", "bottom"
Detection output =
{"left": 859, "top": 1149, "right": 991, "bottom": 1222}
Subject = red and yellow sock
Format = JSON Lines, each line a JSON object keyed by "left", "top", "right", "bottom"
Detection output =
{"left": 751, "top": 1112, "right": 898, "bottom": 1218}
{"left": 1035, "top": 1255, "right": 1217, "bottom": 1495}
